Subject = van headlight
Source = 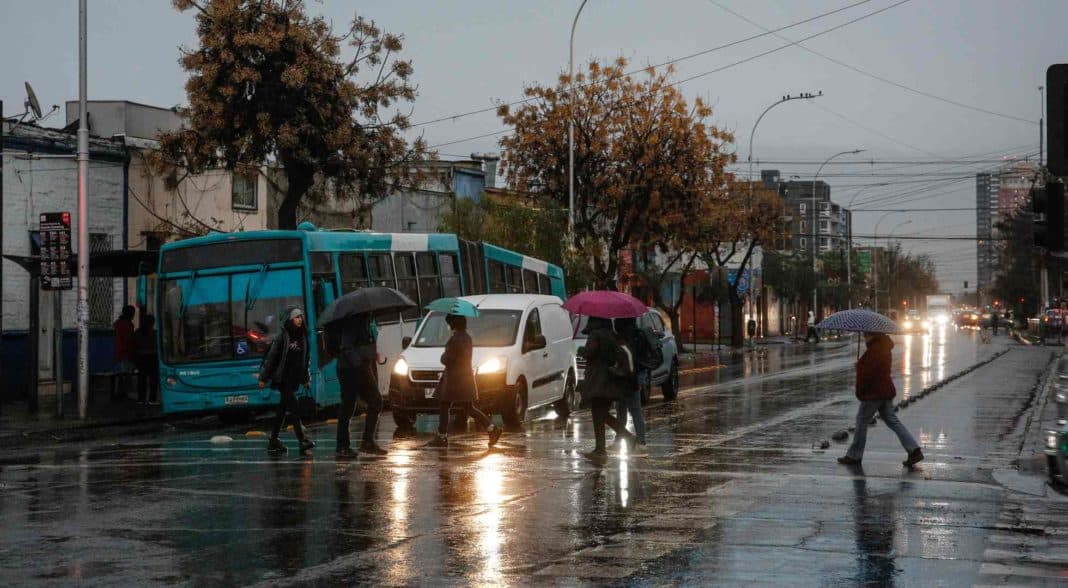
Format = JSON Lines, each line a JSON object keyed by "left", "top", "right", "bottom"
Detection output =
{"left": 477, "top": 357, "right": 506, "bottom": 374}
{"left": 1047, "top": 430, "right": 1059, "bottom": 451}
{"left": 903, "top": 320, "right": 913, "bottom": 329}
{"left": 393, "top": 358, "right": 409, "bottom": 376}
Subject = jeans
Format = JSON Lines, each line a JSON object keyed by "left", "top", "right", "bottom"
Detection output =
{"left": 846, "top": 398, "right": 919, "bottom": 460}
{"left": 616, "top": 372, "right": 647, "bottom": 444}
{"left": 438, "top": 401, "right": 492, "bottom": 435}
{"left": 337, "top": 362, "right": 382, "bottom": 448}
{"left": 270, "top": 382, "right": 307, "bottom": 442}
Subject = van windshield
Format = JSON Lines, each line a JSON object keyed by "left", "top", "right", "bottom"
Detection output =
{"left": 414, "top": 310, "right": 522, "bottom": 348}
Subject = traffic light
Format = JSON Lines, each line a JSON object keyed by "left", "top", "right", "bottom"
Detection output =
{"left": 1049, "top": 64, "right": 1068, "bottom": 176}
{"left": 1033, "top": 183, "right": 1065, "bottom": 251}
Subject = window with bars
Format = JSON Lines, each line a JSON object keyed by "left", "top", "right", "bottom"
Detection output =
{"left": 89, "top": 234, "right": 114, "bottom": 328}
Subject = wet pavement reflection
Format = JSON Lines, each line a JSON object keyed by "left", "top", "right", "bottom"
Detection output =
{"left": 0, "top": 328, "right": 1046, "bottom": 585}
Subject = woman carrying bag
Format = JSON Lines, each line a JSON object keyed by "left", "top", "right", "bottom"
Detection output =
{"left": 259, "top": 307, "right": 315, "bottom": 455}
{"left": 578, "top": 317, "right": 637, "bottom": 463}
{"left": 426, "top": 314, "right": 503, "bottom": 449}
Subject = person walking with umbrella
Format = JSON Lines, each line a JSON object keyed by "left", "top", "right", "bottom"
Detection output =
{"left": 613, "top": 317, "right": 648, "bottom": 454}
{"left": 259, "top": 307, "right": 315, "bottom": 455}
{"left": 837, "top": 330, "right": 923, "bottom": 467}
{"left": 425, "top": 312, "right": 503, "bottom": 448}
{"left": 335, "top": 313, "right": 388, "bottom": 458}
{"left": 579, "top": 317, "right": 637, "bottom": 463}
{"left": 318, "top": 286, "right": 416, "bottom": 458}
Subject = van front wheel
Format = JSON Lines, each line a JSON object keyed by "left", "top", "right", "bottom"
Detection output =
{"left": 502, "top": 380, "right": 528, "bottom": 430}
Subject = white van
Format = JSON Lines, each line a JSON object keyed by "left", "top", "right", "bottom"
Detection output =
{"left": 388, "top": 294, "right": 578, "bottom": 429}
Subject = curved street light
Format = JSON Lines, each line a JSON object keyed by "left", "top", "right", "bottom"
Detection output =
{"left": 811, "top": 149, "right": 864, "bottom": 320}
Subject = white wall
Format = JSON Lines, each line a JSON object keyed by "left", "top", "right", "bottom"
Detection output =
{"left": 2, "top": 153, "right": 126, "bottom": 331}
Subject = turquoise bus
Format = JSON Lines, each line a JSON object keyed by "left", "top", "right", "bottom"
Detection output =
{"left": 153, "top": 224, "right": 566, "bottom": 416}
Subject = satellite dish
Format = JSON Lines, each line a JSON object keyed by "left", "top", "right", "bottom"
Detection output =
{"left": 24, "top": 82, "right": 42, "bottom": 119}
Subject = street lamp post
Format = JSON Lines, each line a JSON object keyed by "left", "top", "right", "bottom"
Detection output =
{"left": 568, "top": 0, "right": 590, "bottom": 241}
{"left": 811, "top": 149, "right": 864, "bottom": 321}
{"left": 746, "top": 92, "right": 820, "bottom": 334}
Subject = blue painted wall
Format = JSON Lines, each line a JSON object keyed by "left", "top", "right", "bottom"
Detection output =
{"left": 2, "top": 330, "right": 115, "bottom": 401}
{"left": 452, "top": 168, "right": 485, "bottom": 202}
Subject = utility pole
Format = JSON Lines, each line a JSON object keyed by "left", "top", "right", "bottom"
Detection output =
{"left": 1, "top": 99, "right": 4, "bottom": 416}
{"left": 76, "top": 0, "right": 90, "bottom": 419}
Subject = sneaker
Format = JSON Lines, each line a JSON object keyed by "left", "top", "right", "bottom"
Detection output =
{"left": 487, "top": 425, "right": 503, "bottom": 448}
{"left": 148, "top": 400, "right": 161, "bottom": 406}
{"left": 359, "top": 441, "right": 388, "bottom": 456}
{"left": 267, "top": 437, "right": 287, "bottom": 454}
{"left": 335, "top": 446, "right": 358, "bottom": 459}
{"left": 299, "top": 438, "right": 316, "bottom": 454}
{"left": 630, "top": 443, "right": 649, "bottom": 456}
{"left": 903, "top": 448, "right": 924, "bottom": 467}
{"left": 837, "top": 455, "right": 862, "bottom": 465}
{"left": 582, "top": 449, "right": 608, "bottom": 464}
{"left": 424, "top": 435, "right": 449, "bottom": 448}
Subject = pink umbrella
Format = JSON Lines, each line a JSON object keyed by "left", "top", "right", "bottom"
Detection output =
{"left": 562, "top": 290, "right": 647, "bottom": 319}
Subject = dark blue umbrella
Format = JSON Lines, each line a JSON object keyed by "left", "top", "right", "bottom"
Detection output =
{"left": 318, "top": 287, "right": 416, "bottom": 326}
{"left": 816, "top": 309, "right": 899, "bottom": 334}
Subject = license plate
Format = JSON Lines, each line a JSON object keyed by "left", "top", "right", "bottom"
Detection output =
{"left": 225, "top": 395, "right": 249, "bottom": 406}
{"left": 424, "top": 387, "right": 437, "bottom": 399}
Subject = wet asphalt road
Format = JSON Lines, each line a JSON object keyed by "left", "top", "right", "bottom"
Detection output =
{"left": 1, "top": 327, "right": 1064, "bottom": 586}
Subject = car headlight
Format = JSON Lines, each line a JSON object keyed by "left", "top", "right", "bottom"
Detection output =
{"left": 393, "top": 358, "right": 409, "bottom": 376}
{"left": 477, "top": 357, "right": 506, "bottom": 374}
{"left": 1047, "top": 430, "right": 1059, "bottom": 451}
{"left": 1057, "top": 392, "right": 1067, "bottom": 403}
{"left": 936, "top": 315, "right": 948, "bottom": 325}
{"left": 903, "top": 320, "right": 913, "bottom": 329}
{"left": 921, "top": 320, "right": 931, "bottom": 329}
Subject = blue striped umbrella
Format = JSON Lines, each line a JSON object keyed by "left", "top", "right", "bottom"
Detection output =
{"left": 816, "top": 309, "right": 899, "bottom": 334}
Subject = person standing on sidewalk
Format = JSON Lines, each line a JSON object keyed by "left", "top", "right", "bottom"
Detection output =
{"left": 335, "top": 313, "right": 387, "bottom": 458}
{"left": 112, "top": 305, "right": 137, "bottom": 401}
{"left": 425, "top": 314, "right": 502, "bottom": 449}
{"left": 259, "top": 307, "right": 315, "bottom": 455}
{"left": 132, "top": 315, "right": 159, "bottom": 405}
{"left": 613, "top": 317, "right": 648, "bottom": 454}
{"left": 806, "top": 310, "right": 818, "bottom": 342}
{"left": 838, "top": 331, "right": 924, "bottom": 467}
{"left": 579, "top": 317, "right": 637, "bottom": 463}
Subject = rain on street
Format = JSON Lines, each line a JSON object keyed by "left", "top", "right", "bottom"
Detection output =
{"left": 3, "top": 328, "right": 1065, "bottom": 586}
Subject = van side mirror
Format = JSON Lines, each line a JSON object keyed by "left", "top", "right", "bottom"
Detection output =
{"left": 402, "top": 336, "right": 412, "bottom": 349}
{"left": 524, "top": 334, "right": 547, "bottom": 353}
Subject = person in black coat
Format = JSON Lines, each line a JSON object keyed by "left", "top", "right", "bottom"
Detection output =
{"left": 335, "top": 313, "right": 386, "bottom": 458}
{"left": 258, "top": 307, "right": 315, "bottom": 454}
{"left": 425, "top": 314, "right": 502, "bottom": 448}
{"left": 578, "top": 317, "right": 637, "bottom": 462}
{"left": 132, "top": 315, "right": 159, "bottom": 405}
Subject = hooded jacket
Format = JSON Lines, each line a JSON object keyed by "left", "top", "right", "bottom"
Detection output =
{"left": 855, "top": 333, "right": 896, "bottom": 401}
{"left": 259, "top": 309, "right": 310, "bottom": 389}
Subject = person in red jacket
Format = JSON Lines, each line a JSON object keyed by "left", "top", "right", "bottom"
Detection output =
{"left": 838, "top": 332, "right": 924, "bottom": 467}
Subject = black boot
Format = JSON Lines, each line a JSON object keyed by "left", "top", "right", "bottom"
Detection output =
{"left": 903, "top": 448, "right": 924, "bottom": 467}
{"left": 267, "top": 437, "right": 287, "bottom": 454}
{"left": 299, "top": 438, "right": 316, "bottom": 454}
{"left": 487, "top": 425, "right": 503, "bottom": 448}
{"left": 424, "top": 434, "right": 449, "bottom": 448}
{"left": 359, "top": 440, "right": 388, "bottom": 455}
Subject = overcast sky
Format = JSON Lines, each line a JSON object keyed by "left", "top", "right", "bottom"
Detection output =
{"left": 3, "top": 0, "right": 1065, "bottom": 292}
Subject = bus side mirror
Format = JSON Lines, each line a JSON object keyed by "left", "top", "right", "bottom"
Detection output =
{"left": 136, "top": 275, "right": 148, "bottom": 308}
{"left": 402, "top": 336, "right": 412, "bottom": 349}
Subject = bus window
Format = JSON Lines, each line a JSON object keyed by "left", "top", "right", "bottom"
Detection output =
{"left": 523, "top": 269, "right": 538, "bottom": 294}
{"left": 310, "top": 251, "right": 333, "bottom": 276}
{"left": 538, "top": 274, "right": 551, "bottom": 294}
{"left": 338, "top": 253, "right": 369, "bottom": 293}
{"left": 439, "top": 253, "right": 462, "bottom": 298}
{"left": 416, "top": 252, "right": 442, "bottom": 305}
{"left": 394, "top": 253, "right": 420, "bottom": 320}
{"left": 507, "top": 265, "right": 523, "bottom": 294}
{"left": 367, "top": 253, "right": 395, "bottom": 288}
{"left": 488, "top": 260, "right": 507, "bottom": 293}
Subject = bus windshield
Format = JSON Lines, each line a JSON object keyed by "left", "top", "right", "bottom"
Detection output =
{"left": 160, "top": 267, "right": 304, "bottom": 364}
{"left": 414, "top": 310, "right": 522, "bottom": 348}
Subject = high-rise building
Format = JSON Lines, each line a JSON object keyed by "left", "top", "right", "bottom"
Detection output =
{"left": 760, "top": 170, "right": 851, "bottom": 254}
{"left": 975, "top": 161, "right": 1038, "bottom": 300}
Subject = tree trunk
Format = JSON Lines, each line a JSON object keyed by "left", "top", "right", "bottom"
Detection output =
{"left": 666, "top": 308, "right": 681, "bottom": 342}
{"left": 276, "top": 165, "right": 315, "bottom": 230}
{"left": 729, "top": 288, "right": 744, "bottom": 348}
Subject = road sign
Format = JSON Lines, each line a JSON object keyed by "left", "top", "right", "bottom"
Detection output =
{"left": 40, "top": 212, "right": 73, "bottom": 291}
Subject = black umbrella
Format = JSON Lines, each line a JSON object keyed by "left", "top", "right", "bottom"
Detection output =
{"left": 318, "top": 287, "right": 417, "bottom": 326}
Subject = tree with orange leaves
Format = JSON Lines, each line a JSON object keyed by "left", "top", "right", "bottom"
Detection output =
{"left": 497, "top": 58, "right": 734, "bottom": 290}
{"left": 158, "top": 0, "right": 426, "bottom": 229}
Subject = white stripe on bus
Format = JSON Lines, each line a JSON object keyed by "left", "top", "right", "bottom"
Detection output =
{"left": 391, "top": 233, "right": 429, "bottom": 251}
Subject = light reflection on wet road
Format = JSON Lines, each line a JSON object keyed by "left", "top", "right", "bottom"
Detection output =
{"left": 0, "top": 328, "right": 1046, "bottom": 586}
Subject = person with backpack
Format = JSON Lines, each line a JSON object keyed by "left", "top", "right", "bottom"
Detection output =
{"left": 334, "top": 313, "right": 387, "bottom": 458}
{"left": 578, "top": 317, "right": 637, "bottom": 464}
{"left": 613, "top": 317, "right": 649, "bottom": 454}
{"left": 258, "top": 307, "right": 315, "bottom": 455}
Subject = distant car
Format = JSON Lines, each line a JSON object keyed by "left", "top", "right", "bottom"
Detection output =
{"left": 900, "top": 311, "right": 930, "bottom": 334}
{"left": 573, "top": 308, "right": 680, "bottom": 403}
{"left": 956, "top": 310, "right": 981, "bottom": 328}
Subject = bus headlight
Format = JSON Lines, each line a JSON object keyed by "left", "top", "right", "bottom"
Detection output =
{"left": 393, "top": 358, "right": 409, "bottom": 377}
{"left": 477, "top": 357, "right": 506, "bottom": 375}
{"left": 165, "top": 376, "right": 177, "bottom": 387}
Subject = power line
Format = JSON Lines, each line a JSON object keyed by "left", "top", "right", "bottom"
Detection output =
{"left": 409, "top": 0, "right": 878, "bottom": 128}
{"left": 708, "top": 0, "right": 1036, "bottom": 126}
